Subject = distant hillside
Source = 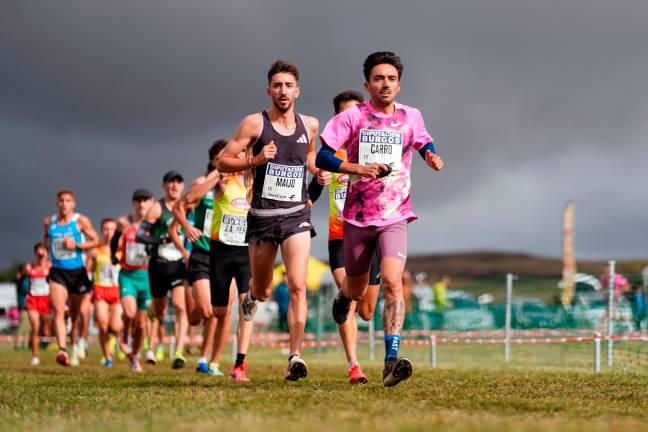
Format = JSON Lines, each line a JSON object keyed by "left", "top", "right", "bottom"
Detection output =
{"left": 406, "top": 251, "right": 648, "bottom": 279}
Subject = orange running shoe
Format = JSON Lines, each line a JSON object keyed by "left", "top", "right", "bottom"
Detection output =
{"left": 348, "top": 363, "right": 368, "bottom": 385}
{"left": 56, "top": 351, "right": 70, "bottom": 367}
{"left": 229, "top": 362, "right": 250, "bottom": 382}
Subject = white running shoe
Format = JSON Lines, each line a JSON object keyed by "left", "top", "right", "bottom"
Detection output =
{"left": 76, "top": 340, "right": 87, "bottom": 359}
{"left": 70, "top": 354, "right": 80, "bottom": 367}
{"left": 145, "top": 350, "right": 157, "bottom": 365}
{"left": 30, "top": 357, "right": 40, "bottom": 366}
{"left": 285, "top": 356, "right": 308, "bottom": 381}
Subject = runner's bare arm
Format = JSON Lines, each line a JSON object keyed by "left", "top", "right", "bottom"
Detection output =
{"left": 73, "top": 216, "right": 99, "bottom": 251}
{"left": 168, "top": 219, "right": 190, "bottom": 263}
{"left": 136, "top": 202, "right": 165, "bottom": 246}
{"left": 316, "top": 139, "right": 386, "bottom": 179}
{"left": 42, "top": 217, "right": 51, "bottom": 250}
{"left": 303, "top": 116, "right": 331, "bottom": 185}
{"left": 173, "top": 176, "right": 208, "bottom": 244}
{"left": 216, "top": 114, "right": 266, "bottom": 173}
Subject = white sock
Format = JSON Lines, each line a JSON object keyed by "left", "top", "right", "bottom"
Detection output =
{"left": 198, "top": 357, "right": 207, "bottom": 365}
{"left": 348, "top": 358, "right": 359, "bottom": 369}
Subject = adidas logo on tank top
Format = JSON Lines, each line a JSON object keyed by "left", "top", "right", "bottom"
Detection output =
{"left": 296, "top": 134, "right": 308, "bottom": 144}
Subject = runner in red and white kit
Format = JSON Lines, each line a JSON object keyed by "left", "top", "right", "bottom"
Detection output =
{"left": 25, "top": 243, "right": 52, "bottom": 366}
{"left": 317, "top": 52, "right": 444, "bottom": 387}
{"left": 308, "top": 90, "right": 381, "bottom": 384}
{"left": 112, "top": 189, "right": 155, "bottom": 372}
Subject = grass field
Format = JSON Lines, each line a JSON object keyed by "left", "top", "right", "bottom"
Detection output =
{"left": 2, "top": 343, "right": 648, "bottom": 432}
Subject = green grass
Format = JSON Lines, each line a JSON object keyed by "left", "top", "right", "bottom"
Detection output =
{"left": 2, "top": 344, "right": 648, "bottom": 431}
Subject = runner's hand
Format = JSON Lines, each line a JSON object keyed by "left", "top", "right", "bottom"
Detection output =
{"left": 316, "top": 169, "right": 332, "bottom": 186}
{"left": 63, "top": 237, "right": 76, "bottom": 250}
{"left": 184, "top": 225, "right": 202, "bottom": 243}
{"left": 357, "top": 163, "right": 388, "bottom": 179}
{"left": 256, "top": 141, "right": 277, "bottom": 165}
{"left": 425, "top": 151, "right": 444, "bottom": 171}
{"left": 306, "top": 199, "right": 313, "bottom": 208}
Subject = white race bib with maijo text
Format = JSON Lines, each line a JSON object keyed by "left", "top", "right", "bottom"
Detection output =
{"left": 358, "top": 129, "right": 403, "bottom": 172}
{"left": 262, "top": 163, "right": 303, "bottom": 202}
{"left": 218, "top": 214, "right": 247, "bottom": 246}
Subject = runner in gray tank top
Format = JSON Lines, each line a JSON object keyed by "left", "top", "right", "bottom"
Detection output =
{"left": 216, "top": 60, "right": 331, "bottom": 381}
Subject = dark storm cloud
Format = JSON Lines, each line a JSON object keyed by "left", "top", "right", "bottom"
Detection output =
{"left": 2, "top": 0, "right": 648, "bottom": 267}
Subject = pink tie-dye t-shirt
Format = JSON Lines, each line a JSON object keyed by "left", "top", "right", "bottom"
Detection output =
{"left": 320, "top": 101, "right": 433, "bottom": 228}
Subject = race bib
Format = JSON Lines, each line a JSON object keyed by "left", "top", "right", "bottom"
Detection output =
{"left": 202, "top": 209, "right": 213, "bottom": 237}
{"left": 98, "top": 265, "right": 119, "bottom": 287}
{"left": 158, "top": 240, "right": 182, "bottom": 261}
{"left": 358, "top": 129, "right": 403, "bottom": 172}
{"left": 30, "top": 278, "right": 49, "bottom": 296}
{"left": 125, "top": 242, "right": 149, "bottom": 267}
{"left": 333, "top": 188, "right": 346, "bottom": 213}
{"left": 219, "top": 213, "right": 247, "bottom": 246}
{"left": 52, "top": 238, "right": 76, "bottom": 261}
{"left": 262, "top": 163, "right": 304, "bottom": 202}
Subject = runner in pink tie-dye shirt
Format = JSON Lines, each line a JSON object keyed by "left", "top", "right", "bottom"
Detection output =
{"left": 320, "top": 99, "right": 433, "bottom": 227}
{"left": 316, "top": 51, "right": 444, "bottom": 388}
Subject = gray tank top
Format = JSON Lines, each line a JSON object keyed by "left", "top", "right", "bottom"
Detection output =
{"left": 251, "top": 111, "right": 309, "bottom": 211}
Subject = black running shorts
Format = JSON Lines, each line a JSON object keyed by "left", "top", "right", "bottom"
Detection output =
{"left": 148, "top": 259, "right": 185, "bottom": 299}
{"left": 186, "top": 246, "right": 210, "bottom": 284}
{"left": 209, "top": 240, "right": 251, "bottom": 307}
{"left": 48, "top": 267, "right": 92, "bottom": 295}
{"left": 246, "top": 206, "right": 316, "bottom": 245}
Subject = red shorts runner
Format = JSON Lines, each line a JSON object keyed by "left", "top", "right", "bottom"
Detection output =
{"left": 93, "top": 286, "right": 121, "bottom": 305}
{"left": 26, "top": 295, "right": 51, "bottom": 315}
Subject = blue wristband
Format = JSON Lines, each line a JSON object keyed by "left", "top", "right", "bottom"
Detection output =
{"left": 418, "top": 142, "right": 437, "bottom": 160}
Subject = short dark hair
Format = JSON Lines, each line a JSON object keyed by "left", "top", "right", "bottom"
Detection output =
{"left": 101, "top": 217, "right": 117, "bottom": 227}
{"left": 56, "top": 189, "right": 76, "bottom": 200}
{"left": 363, "top": 51, "right": 404, "bottom": 81}
{"left": 267, "top": 60, "right": 299, "bottom": 83}
{"left": 332, "top": 90, "right": 364, "bottom": 114}
{"left": 209, "top": 139, "right": 229, "bottom": 160}
{"left": 34, "top": 243, "right": 45, "bottom": 253}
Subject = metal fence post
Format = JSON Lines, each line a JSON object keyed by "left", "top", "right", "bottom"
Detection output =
{"left": 504, "top": 273, "right": 514, "bottom": 364}
{"left": 430, "top": 334, "right": 437, "bottom": 368}
{"left": 368, "top": 318, "right": 375, "bottom": 362}
{"left": 607, "top": 260, "right": 615, "bottom": 367}
{"left": 593, "top": 332, "right": 601, "bottom": 374}
{"left": 231, "top": 332, "right": 238, "bottom": 364}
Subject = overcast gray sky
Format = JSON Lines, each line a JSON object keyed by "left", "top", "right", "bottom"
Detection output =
{"left": 2, "top": 0, "right": 647, "bottom": 268}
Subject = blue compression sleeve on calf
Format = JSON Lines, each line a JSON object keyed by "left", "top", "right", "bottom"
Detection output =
{"left": 418, "top": 142, "right": 437, "bottom": 159}
{"left": 385, "top": 335, "right": 401, "bottom": 361}
{"left": 315, "top": 142, "right": 344, "bottom": 173}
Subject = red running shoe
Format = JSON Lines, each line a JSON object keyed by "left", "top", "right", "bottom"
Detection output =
{"left": 56, "top": 351, "right": 70, "bottom": 367}
{"left": 229, "top": 361, "right": 250, "bottom": 382}
{"left": 348, "top": 363, "right": 368, "bottom": 385}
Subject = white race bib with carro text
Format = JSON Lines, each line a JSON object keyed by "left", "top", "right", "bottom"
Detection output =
{"left": 262, "top": 163, "right": 303, "bottom": 202}
{"left": 358, "top": 129, "right": 403, "bottom": 171}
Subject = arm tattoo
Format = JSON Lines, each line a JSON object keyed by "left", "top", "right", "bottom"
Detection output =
{"left": 383, "top": 299, "right": 405, "bottom": 335}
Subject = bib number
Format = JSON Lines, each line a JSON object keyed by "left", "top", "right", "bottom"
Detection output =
{"left": 262, "top": 163, "right": 304, "bottom": 202}
{"left": 202, "top": 209, "right": 213, "bottom": 237}
{"left": 30, "top": 278, "right": 49, "bottom": 296}
{"left": 98, "top": 265, "right": 119, "bottom": 287}
{"left": 333, "top": 188, "right": 346, "bottom": 214}
{"left": 219, "top": 213, "right": 247, "bottom": 246}
{"left": 125, "top": 242, "right": 149, "bottom": 267}
{"left": 159, "top": 240, "right": 182, "bottom": 261}
{"left": 358, "top": 129, "right": 403, "bottom": 172}
{"left": 52, "top": 238, "right": 76, "bottom": 261}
